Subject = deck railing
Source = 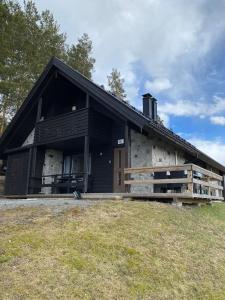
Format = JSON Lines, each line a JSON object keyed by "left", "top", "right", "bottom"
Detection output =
{"left": 124, "top": 164, "right": 224, "bottom": 201}
{"left": 41, "top": 173, "right": 85, "bottom": 193}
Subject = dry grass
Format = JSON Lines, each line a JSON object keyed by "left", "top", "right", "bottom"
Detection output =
{"left": 1, "top": 201, "right": 225, "bottom": 299}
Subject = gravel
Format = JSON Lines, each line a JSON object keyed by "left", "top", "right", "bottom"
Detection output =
{"left": 0, "top": 198, "right": 95, "bottom": 212}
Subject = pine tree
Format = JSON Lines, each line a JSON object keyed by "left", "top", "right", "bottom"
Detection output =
{"left": 67, "top": 33, "right": 95, "bottom": 79}
{"left": 0, "top": 0, "right": 66, "bottom": 132}
{"left": 107, "top": 68, "right": 127, "bottom": 101}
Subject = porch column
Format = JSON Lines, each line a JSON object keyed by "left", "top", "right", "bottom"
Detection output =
{"left": 83, "top": 135, "right": 89, "bottom": 193}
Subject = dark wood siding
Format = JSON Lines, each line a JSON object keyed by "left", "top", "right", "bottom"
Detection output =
{"left": 5, "top": 150, "right": 29, "bottom": 195}
{"left": 89, "top": 109, "right": 112, "bottom": 142}
{"left": 35, "top": 108, "right": 88, "bottom": 145}
{"left": 112, "top": 122, "right": 125, "bottom": 148}
{"left": 91, "top": 145, "right": 113, "bottom": 192}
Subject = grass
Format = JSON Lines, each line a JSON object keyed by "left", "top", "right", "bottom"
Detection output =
{"left": 1, "top": 201, "right": 225, "bottom": 299}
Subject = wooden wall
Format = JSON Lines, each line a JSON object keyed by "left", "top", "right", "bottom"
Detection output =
{"left": 35, "top": 108, "right": 88, "bottom": 145}
{"left": 91, "top": 144, "right": 113, "bottom": 192}
{"left": 5, "top": 150, "right": 29, "bottom": 195}
{"left": 89, "top": 109, "right": 112, "bottom": 142}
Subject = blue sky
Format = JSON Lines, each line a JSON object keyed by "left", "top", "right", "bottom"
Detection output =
{"left": 21, "top": 0, "right": 225, "bottom": 165}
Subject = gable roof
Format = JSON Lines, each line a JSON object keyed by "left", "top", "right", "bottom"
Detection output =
{"left": 1, "top": 57, "right": 225, "bottom": 173}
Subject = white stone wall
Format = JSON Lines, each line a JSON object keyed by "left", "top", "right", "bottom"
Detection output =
{"left": 152, "top": 139, "right": 185, "bottom": 166}
{"left": 22, "top": 128, "right": 35, "bottom": 146}
{"left": 129, "top": 129, "right": 185, "bottom": 193}
{"left": 130, "top": 130, "right": 153, "bottom": 193}
{"left": 41, "top": 149, "right": 63, "bottom": 194}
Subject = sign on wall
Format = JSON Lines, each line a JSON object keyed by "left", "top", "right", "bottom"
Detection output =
{"left": 118, "top": 139, "right": 124, "bottom": 145}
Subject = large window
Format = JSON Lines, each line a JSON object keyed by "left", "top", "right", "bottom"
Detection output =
{"left": 63, "top": 154, "right": 91, "bottom": 175}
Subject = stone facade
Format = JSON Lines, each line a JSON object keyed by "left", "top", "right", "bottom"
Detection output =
{"left": 130, "top": 129, "right": 185, "bottom": 193}
{"left": 41, "top": 149, "right": 63, "bottom": 194}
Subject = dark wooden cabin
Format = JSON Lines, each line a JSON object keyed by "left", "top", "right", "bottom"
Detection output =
{"left": 0, "top": 57, "right": 225, "bottom": 196}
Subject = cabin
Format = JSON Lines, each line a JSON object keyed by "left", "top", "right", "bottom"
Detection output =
{"left": 0, "top": 57, "right": 225, "bottom": 201}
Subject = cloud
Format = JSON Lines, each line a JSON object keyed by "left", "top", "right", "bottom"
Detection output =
{"left": 188, "top": 137, "right": 225, "bottom": 166}
{"left": 145, "top": 78, "right": 172, "bottom": 93}
{"left": 210, "top": 116, "right": 225, "bottom": 126}
{"left": 158, "top": 95, "right": 225, "bottom": 119}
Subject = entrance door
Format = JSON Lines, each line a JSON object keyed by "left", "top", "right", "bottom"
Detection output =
{"left": 113, "top": 148, "right": 125, "bottom": 192}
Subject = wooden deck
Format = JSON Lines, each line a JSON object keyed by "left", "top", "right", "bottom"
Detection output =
{"left": 124, "top": 164, "right": 225, "bottom": 203}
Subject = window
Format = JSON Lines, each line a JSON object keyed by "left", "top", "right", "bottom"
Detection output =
{"left": 63, "top": 156, "right": 71, "bottom": 175}
{"left": 71, "top": 155, "right": 84, "bottom": 174}
{"left": 63, "top": 154, "right": 91, "bottom": 175}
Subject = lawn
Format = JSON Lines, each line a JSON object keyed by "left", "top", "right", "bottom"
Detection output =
{"left": 1, "top": 200, "right": 225, "bottom": 299}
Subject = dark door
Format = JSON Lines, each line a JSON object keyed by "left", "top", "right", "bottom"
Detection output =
{"left": 5, "top": 150, "right": 30, "bottom": 195}
{"left": 113, "top": 148, "right": 125, "bottom": 192}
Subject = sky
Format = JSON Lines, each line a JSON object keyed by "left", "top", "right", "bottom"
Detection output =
{"left": 23, "top": 0, "right": 225, "bottom": 165}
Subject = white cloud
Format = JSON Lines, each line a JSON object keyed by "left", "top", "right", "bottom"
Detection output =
{"left": 145, "top": 78, "right": 172, "bottom": 93}
{"left": 188, "top": 137, "right": 225, "bottom": 166}
{"left": 158, "top": 95, "right": 225, "bottom": 120}
{"left": 210, "top": 116, "right": 225, "bottom": 126}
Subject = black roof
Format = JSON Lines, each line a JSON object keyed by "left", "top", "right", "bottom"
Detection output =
{"left": 1, "top": 57, "right": 225, "bottom": 173}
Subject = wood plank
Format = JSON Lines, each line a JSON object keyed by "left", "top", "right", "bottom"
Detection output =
{"left": 125, "top": 192, "right": 193, "bottom": 198}
{"left": 192, "top": 193, "right": 224, "bottom": 200}
{"left": 192, "top": 164, "right": 223, "bottom": 181}
{"left": 187, "top": 169, "right": 193, "bottom": 194}
{"left": 125, "top": 178, "right": 192, "bottom": 185}
{"left": 124, "top": 164, "right": 192, "bottom": 174}
{"left": 193, "top": 179, "right": 224, "bottom": 190}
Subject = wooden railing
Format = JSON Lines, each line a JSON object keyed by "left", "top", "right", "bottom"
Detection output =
{"left": 124, "top": 164, "right": 224, "bottom": 201}
{"left": 35, "top": 108, "right": 88, "bottom": 145}
{"left": 41, "top": 173, "right": 85, "bottom": 193}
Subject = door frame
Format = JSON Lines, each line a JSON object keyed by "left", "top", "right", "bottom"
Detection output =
{"left": 113, "top": 147, "right": 126, "bottom": 192}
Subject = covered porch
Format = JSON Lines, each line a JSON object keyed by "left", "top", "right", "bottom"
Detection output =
{"left": 30, "top": 135, "right": 113, "bottom": 194}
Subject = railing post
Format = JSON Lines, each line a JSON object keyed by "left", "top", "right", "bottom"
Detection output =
{"left": 223, "top": 175, "right": 225, "bottom": 201}
{"left": 187, "top": 166, "right": 193, "bottom": 196}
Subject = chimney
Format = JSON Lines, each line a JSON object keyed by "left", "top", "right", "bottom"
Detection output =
{"left": 142, "top": 93, "right": 157, "bottom": 120}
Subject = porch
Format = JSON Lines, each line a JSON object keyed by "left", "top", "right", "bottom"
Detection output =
{"left": 29, "top": 134, "right": 114, "bottom": 194}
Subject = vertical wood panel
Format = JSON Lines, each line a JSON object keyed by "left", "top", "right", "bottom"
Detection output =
{"left": 83, "top": 135, "right": 89, "bottom": 192}
{"left": 5, "top": 150, "right": 29, "bottom": 195}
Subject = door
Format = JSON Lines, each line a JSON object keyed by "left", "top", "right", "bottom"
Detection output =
{"left": 113, "top": 148, "right": 125, "bottom": 192}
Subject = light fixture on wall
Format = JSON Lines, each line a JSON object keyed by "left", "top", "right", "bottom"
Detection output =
{"left": 72, "top": 105, "right": 77, "bottom": 111}
{"left": 166, "top": 171, "right": 170, "bottom": 176}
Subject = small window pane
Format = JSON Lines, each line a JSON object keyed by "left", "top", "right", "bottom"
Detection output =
{"left": 63, "top": 156, "right": 71, "bottom": 175}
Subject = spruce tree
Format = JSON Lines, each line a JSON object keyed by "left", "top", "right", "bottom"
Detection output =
{"left": 67, "top": 33, "right": 95, "bottom": 79}
{"left": 0, "top": 0, "right": 66, "bottom": 132}
{"left": 107, "top": 68, "right": 127, "bottom": 101}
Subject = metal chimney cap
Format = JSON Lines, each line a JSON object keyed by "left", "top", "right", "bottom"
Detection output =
{"left": 142, "top": 93, "right": 153, "bottom": 98}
